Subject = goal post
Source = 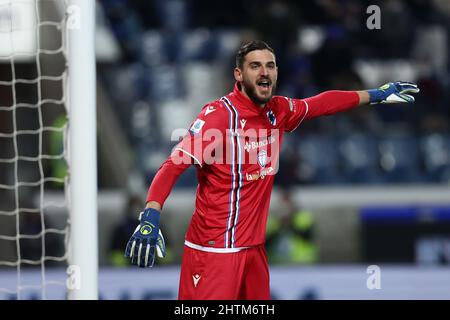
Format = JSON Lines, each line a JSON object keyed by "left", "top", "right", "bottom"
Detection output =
{"left": 0, "top": 0, "right": 98, "bottom": 300}
{"left": 67, "top": 0, "right": 98, "bottom": 300}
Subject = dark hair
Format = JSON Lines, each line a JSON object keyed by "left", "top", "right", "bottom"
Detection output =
{"left": 235, "top": 40, "right": 275, "bottom": 69}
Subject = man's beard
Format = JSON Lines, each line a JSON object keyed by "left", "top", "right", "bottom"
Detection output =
{"left": 241, "top": 78, "right": 276, "bottom": 105}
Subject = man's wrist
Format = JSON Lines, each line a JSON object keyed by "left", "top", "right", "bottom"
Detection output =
{"left": 145, "top": 201, "right": 162, "bottom": 212}
{"left": 357, "top": 90, "right": 370, "bottom": 105}
{"left": 141, "top": 207, "right": 160, "bottom": 226}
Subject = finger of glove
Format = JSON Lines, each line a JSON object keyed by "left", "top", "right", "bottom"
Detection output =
{"left": 131, "top": 239, "right": 141, "bottom": 265}
{"left": 156, "top": 244, "right": 165, "bottom": 259}
{"left": 144, "top": 244, "right": 151, "bottom": 267}
{"left": 396, "top": 82, "right": 419, "bottom": 93}
{"left": 124, "top": 237, "right": 135, "bottom": 258}
{"left": 400, "top": 87, "right": 420, "bottom": 94}
{"left": 396, "top": 81, "right": 417, "bottom": 87}
{"left": 138, "top": 238, "right": 150, "bottom": 267}
{"left": 138, "top": 239, "right": 148, "bottom": 268}
{"left": 156, "top": 230, "right": 166, "bottom": 258}
{"left": 147, "top": 245, "right": 156, "bottom": 267}
{"left": 137, "top": 242, "right": 144, "bottom": 267}
{"left": 400, "top": 94, "right": 416, "bottom": 102}
{"left": 128, "top": 239, "right": 136, "bottom": 259}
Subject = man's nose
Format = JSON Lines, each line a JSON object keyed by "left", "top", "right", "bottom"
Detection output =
{"left": 260, "top": 66, "right": 269, "bottom": 76}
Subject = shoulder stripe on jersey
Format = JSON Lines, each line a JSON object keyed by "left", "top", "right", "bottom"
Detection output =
{"left": 220, "top": 97, "right": 237, "bottom": 248}
{"left": 222, "top": 96, "right": 243, "bottom": 249}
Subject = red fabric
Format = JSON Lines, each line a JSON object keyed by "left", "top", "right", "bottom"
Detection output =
{"left": 178, "top": 245, "right": 270, "bottom": 300}
{"left": 146, "top": 84, "right": 360, "bottom": 247}
{"left": 181, "top": 86, "right": 284, "bottom": 249}
{"left": 172, "top": 100, "right": 228, "bottom": 168}
{"left": 284, "top": 90, "right": 360, "bottom": 131}
{"left": 303, "top": 90, "right": 360, "bottom": 118}
{"left": 146, "top": 153, "right": 190, "bottom": 208}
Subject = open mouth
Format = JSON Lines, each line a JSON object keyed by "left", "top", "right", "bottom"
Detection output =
{"left": 257, "top": 79, "right": 271, "bottom": 90}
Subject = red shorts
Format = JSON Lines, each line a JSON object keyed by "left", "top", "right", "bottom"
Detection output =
{"left": 178, "top": 244, "right": 270, "bottom": 300}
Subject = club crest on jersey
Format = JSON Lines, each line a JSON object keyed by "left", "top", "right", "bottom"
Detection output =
{"left": 266, "top": 110, "right": 276, "bottom": 126}
{"left": 190, "top": 119, "right": 205, "bottom": 134}
{"left": 257, "top": 150, "right": 267, "bottom": 168}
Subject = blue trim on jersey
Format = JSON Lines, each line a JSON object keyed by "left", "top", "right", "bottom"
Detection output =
{"left": 223, "top": 97, "right": 243, "bottom": 248}
{"left": 220, "top": 97, "right": 236, "bottom": 248}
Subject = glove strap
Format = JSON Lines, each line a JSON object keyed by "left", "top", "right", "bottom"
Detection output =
{"left": 367, "top": 88, "right": 385, "bottom": 103}
{"left": 141, "top": 207, "right": 160, "bottom": 227}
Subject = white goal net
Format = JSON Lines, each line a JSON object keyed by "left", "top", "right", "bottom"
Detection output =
{"left": 0, "top": 0, "right": 71, "bottom": 300}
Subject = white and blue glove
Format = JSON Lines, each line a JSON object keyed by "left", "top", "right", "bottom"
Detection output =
{"left": 124, "top": 208, "right": 166, "bottom": 268}
{"left": 368, "top": 81, "right": 420, "bottom": 104}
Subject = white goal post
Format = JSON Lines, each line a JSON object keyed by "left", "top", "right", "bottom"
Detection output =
{"left": 0, "top": 0, "right": 98, "bottom": 300}
{"left": 67, "top": 0, "right": 98, "bottom": 300}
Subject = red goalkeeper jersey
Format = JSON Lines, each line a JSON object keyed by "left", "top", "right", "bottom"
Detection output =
{"left": 148, "top": 83, "right": 359, "bottom": 250}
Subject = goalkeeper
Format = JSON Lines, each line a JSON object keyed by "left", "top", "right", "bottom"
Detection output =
{"left": 124, "top": 40, "right": 419, "bottom": 300}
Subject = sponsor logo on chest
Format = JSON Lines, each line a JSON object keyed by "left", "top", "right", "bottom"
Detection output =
{"left": 243, "top": 135, "right": 276, "bottom": 152}
{"left": 246, "top": 166, "right": 274, "bottom": 181}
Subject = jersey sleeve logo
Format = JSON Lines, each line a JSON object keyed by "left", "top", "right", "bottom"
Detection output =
{"left": 288, "top": 98, "right": 294, "bottom": 112}
{"left": 190, "top": 119, "right": 205, "bottom": 134}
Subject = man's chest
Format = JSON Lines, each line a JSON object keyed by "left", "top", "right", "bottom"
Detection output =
{"left": 213, "top": 116, "right": 283, "bottom": 183}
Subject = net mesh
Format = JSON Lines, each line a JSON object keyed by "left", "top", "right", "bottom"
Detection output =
{"left": 0, "top": 0, "right": 70, "bottom": 299}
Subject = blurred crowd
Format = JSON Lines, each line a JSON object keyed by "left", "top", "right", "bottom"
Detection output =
{"left": 98, "top": 0, "right": 450, "bottom": 186}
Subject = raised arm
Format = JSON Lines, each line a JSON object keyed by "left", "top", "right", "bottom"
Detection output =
{"left": 284, "top": 81, "right": 420, "bottom": 132}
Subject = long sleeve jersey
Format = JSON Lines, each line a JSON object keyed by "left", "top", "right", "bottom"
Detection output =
{"left": 147, "top": 83, "right": 360, "bottom": 251}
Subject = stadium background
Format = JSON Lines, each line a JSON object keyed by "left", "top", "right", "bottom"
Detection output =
{"left": 0, "top": 0, "right": 450, "bottom": 299}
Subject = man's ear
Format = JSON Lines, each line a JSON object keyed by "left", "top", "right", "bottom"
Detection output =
{"left": 234, "top": 67, "right": 242, "bottom": 82}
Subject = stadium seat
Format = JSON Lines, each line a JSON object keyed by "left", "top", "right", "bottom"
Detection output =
{"left": 297, "top": 134, "right": 343, "bottom": 184}
{"left": 183, "top": 30, "right": 219, "bottom": 62}
{"left": 139, "top": 31, "right": 166, "bottom": 67}
{"left": 377, "top": 134, "right": 425, "bottom": 183}
{"left": 419, "top": 133, "right": 450, "bottom": 184}
{"left": 338, "top": 134, "right": 383, "bottom": 184}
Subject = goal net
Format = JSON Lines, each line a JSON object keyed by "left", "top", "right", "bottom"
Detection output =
{"left": 0, "top": 0, "right": 78, "bottom": 300}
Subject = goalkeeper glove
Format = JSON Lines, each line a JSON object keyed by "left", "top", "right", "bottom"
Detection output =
{"left": 124, "top": 208, "right": 166, "bottom": 268}
{"left": 368, "top": 81, "right": 420, "bottom": 104}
